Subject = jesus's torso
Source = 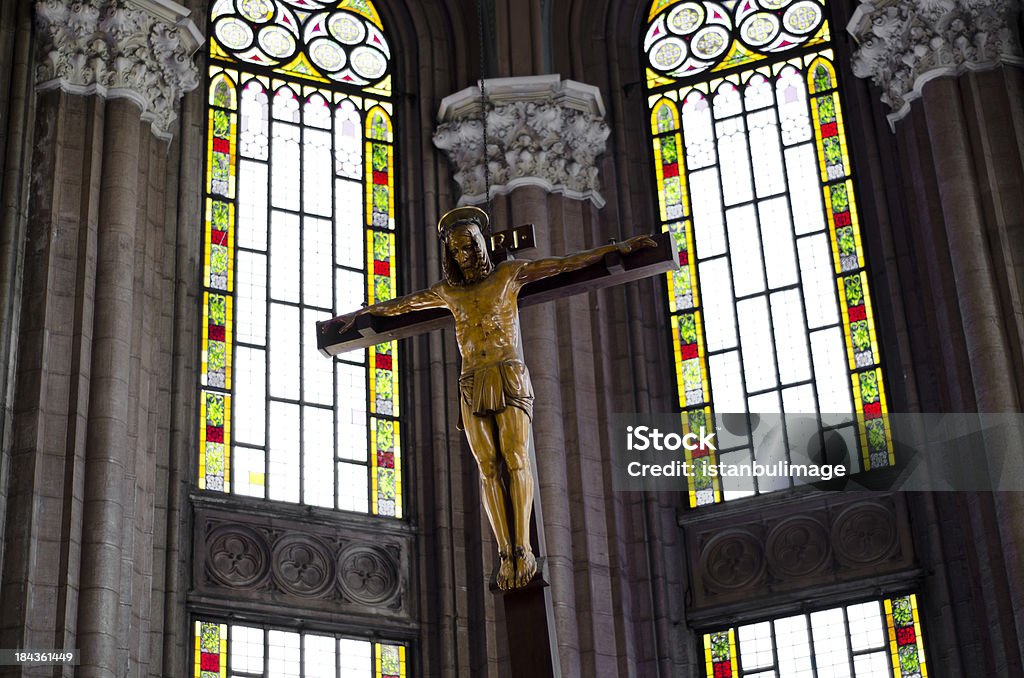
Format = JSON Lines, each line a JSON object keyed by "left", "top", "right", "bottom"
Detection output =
{"left": 434, "top": 260, "right": 526, "bottom": 374}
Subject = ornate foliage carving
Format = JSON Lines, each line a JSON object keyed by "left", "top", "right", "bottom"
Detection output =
{"left": 847, "top": 0, "right": 1023, "bottom": 121}
{"left": 34, "top": 0, "right": 203, "bottom": 140}
{"left": 434, "top": 76, "right": 611, "bottom": 207}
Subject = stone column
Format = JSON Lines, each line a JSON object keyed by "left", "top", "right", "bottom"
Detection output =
{"left": 0, "top": 2, "right": 200, "bottom": 677}
{"left": 436, "top": 75, "right": 630, "bottom": 678}
{"left": 849, "top": 1, "right": 1024, "bottom": 672}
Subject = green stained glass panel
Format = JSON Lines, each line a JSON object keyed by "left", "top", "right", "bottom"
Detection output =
{"left": 209, "top": 295, "right": 227, "bottom": 325}
{"left": 860, "top": 371, "right": 879, "bottom": 403}
{"left": 844, "top": 275, "right": 863, "bottom": 305}
{"left": 851, "top": 320, "right": 870, "bottom": 352}
{"left": 213, "top": 109, "right": 230, "bottom": 137}
{"left": 372, "top": 144, "right": 387, "bottom": 171}
{"left": 661, "top": 136, "right": 678, "bottom": 163}
{"left": 376, "top": 419, "right": 394, "bottom": 451}
{"left": 206, "top": 394, "right": 224, "bottom": 426}
{"left": 212, "top": 201, "right": 229, "bottom": 230}
{"left": 813, "top": 64, "right": 832, "bottom": 92}
{"left": 830, "top": 183, "right": 849, "bottom": 212}
{"left": 378, "top": 468, "right": 395, "bottom": 498}
{"left": 679, "top": 313, "right": 697, "bottom": 344}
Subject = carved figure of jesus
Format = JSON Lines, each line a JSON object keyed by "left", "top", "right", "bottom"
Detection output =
{"left": 331, "top": 206, "right": 655, "bottom": 589}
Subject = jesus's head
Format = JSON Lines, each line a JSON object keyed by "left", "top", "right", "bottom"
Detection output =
{"left": 438, "top": 207, "right": 493, "bottom": 286}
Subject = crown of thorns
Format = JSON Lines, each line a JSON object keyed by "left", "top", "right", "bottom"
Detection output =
{"left": 437, "top": 206, "right": 489, "bottom": 238}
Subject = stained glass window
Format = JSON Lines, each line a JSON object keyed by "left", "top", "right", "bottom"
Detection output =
{"left": 643, "top": 0, "right": 890, "bottom": 506}
{"left": 193, "top": 621, "right": 408, "bottom": 678}
{"left": 702, "top": 595, "right": 929, "bottom": 677}
{"left": 200, "top": 0, "right": 403, "bottom": 517}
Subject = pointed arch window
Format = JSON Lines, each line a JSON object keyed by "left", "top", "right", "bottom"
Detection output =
{"left": 198, "top": 0, "right": 403, "bottom": 517}
{"left": 642, "top": 0, "right": 890, "bottom": 506}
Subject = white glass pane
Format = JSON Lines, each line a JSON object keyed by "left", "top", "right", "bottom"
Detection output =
{"left": 303, "top": 406, "right": 335, "bottom": 508}
{"left": 303, "top": 94, "right": 331, "bottom": 129}
{"left": 744, "top": 74, "right": 774, "bottom": 110}
{"left": 782, "top": 384, "right": 816, "bottom": 414}
{"left": 810, "top": 608, "right": 853, "bottom": 678}
{"left": 304, "top": 128, "right": 333, "bottom": 217}
{"left": 713, "top": 82, "right": 742, "bottom": 118}
{"left": 335, "top": 179, "right": 364, "bottom": 269}
{"left": 699, "top": 258, "right": 737, "bottom": 351}
{"left": 269, "top": 303, "right": 300, "bottom": 400}
{"left": 775, "top": 615, "right": 814, "bottom": 678}
{"left": 811, "top": 328, "right": 852, "bottom": 414}
{"left": 727, "top": 204, "right": 765, "bottom": 297}
{"left": 335, "top": 268, "right": 364, "bottom": 318}
{"left": 303, "top": 217, "right": 333, "bottom": 309}
{"left": 240, "top": 81, "right": 269, "bottom": 160}
{"left": 748, "top": 108, "right": 785, "bottom": 197}
{"left": 303, "top": 309, "right": 333, "bottom": 405}
{"left": 270, "top": 211, "right": 300, "bottom": 302}
{"left": 798, "top": 234, "right": 839, "bottom": 329}
{"left": 337, "top": 362, "right": 368, "bottom": 461}
{"left": 777, "top": 68, "right": 811, "bottom": 146}
{"left": 760, "top": 197, "right": 799, "bottom": 289}
{"left": 237, "top": 160, "right": 268, "bottom": 250}
{"left": 229, "top": 626, "right": 264, "bottom": 674}
{"left": 335, "top": 100, "right": 363, "bottom": 180}
{"left": 268, "top": 629, "right": 301, "bottom": 678}
{"left": 272, "top": 87, "right": 300, "bottom": 122}
{"left": 737, "top": 297, "right": 777, "bottom": 392}
{"left": 738, "top": 621, "right": 774, "bottom": 670}
{"left": 771, "top": 289, "right": 811, "bottom": 385}
{"left": 847, "top": 601, "right": 885, "bottom": 651}
{"left": 718, "top": 449, "right": 755, "bottom": 499}
{"left": 233, "top": 445, "right": 265, "bottom": 498}
{"left": 853, "top": 652, "right": 890, "bottom": 677}
{"left": 337, "top": 461, "right": 368, "bottom": 512}
{"left": 690, "top": 168, "right": 727, "bottom": 258}
{"left": 304, "top": 634, "right": 336, "bottom": 676}
{"left": 716, "top": 116, "right": 754, "bottom": 206}
{"left": 786, "top": 145, "right": 826, "bottom": 235}
{"left": 338, "top": 638, "right": 371, "bottom": 677}
{"left": 235, "top": 346, "right": 266, "bottom": 445}
{"left": 269, "top": 401, "right": 300, "bottom": 502}
{"left": 682, "top": 92, "right": 715, "bottom": 170}
{"left": 749, "top": 392, "right": 789, "bottom": 492}
{"left": 709, "top": 350, "right": 746, "bottom": 434}
{"left": 236, "top": 251, "right": 267, "bottom": 345}
{"left": 271, "top": 122, "right": 300, "bottom": 210}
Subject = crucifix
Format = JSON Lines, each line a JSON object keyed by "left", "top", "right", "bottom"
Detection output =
{"left": 317, "top": 206, "right": 675, "bottom": 668}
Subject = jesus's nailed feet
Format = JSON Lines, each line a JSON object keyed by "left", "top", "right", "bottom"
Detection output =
{"left": 497, "top": 550, "right": 516, "bottom": 590}
{"left": 514, "top": 546, "right": 537, "bottom": 588}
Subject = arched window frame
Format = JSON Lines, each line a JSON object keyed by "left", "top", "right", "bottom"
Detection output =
{"left": 641, "top": 0, "right": 892, "bottom": 507}
{"left": 198, "top": 0, "right": 405, "bottom": 517}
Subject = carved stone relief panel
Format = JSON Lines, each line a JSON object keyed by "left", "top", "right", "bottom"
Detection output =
{"left": 683, "top": 493, "right": 917, "bottom": 622}
{"left": 191, "top": 497, "right": 411, "bottom": 627}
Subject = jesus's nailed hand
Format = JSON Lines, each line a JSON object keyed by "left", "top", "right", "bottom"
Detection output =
{"left": 617, "top": 234, "right": 658, "bottom": 255}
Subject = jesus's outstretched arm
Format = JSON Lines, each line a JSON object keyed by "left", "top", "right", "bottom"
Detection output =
{"left": 514, "top": 234, "right": 658, "bottom": 286}
{"left": 322, "top": 286, "right": 446, "bottom": 335}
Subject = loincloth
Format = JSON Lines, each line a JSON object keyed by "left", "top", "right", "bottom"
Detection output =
{"left": 459, "top": 360, "right": 534, "bottom": 422}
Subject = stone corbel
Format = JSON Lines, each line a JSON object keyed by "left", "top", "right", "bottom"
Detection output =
{"left": 847, "top": 0, "right": 1024, "bottom": 124}
{"left": 433, "top": 75, "right": 611, "bottom": 208}
{"left": 34, "top": 0, "right": 204, "bottom": 140}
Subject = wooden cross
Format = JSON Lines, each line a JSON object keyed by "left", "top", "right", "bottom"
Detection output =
{"left": 316, "top": 225, "right": 677, "bottom": 355}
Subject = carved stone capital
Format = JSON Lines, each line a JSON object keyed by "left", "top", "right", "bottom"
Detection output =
{"left": 34, "top": 0, "right": 204, "bottom": 140}
{"left": 847, "top": 0, "right": 1024, "bottom": 123}
{"left": 433, "top": 75, "right": 611, "bottom": 208}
